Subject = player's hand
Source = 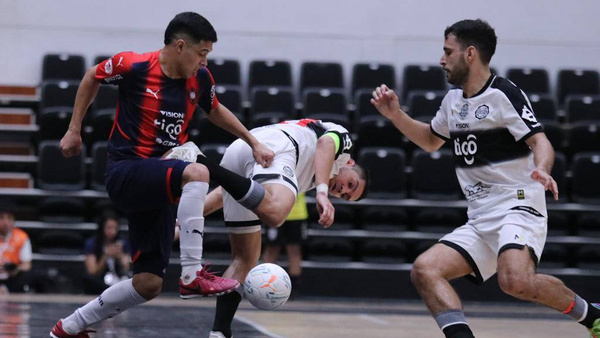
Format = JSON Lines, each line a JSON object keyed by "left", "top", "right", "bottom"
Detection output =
{"left": 371, "top": 84, "right": 401, "bottom": 120}
{"left": 531, "top": 168, "right": 559, "bottom": 201}
{"left": 316, "top": 193, "right": 335, "bottom": 228}
{"left": 252, "top": 142, "right": 275, "bottom": 168}
{"left": 60, "top": 129, "right": 83, "bottom": 158}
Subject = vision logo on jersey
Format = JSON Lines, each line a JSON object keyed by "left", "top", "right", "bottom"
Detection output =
{"left": 453, "top": 134, "right": 478, "bottom": 165}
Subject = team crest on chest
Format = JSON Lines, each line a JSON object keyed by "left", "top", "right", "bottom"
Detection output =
{"left": 459, "top": 103, "right": 469, "bottom": 119}
{"left": 475, "top": 105, "right": 489, "bottom": 120}
{"left": 188, "top": 87, "right": 198, "bottom": 105}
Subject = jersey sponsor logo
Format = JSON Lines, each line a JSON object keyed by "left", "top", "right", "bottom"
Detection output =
{"left": 453, "top": 134, "right": 478, "bottom": 165}
{"left": 459, "top": 103, "right": 469, "bottom": 119}
{"left": 159, "top": 110, "right": 185, "bottom": 119}
{"left": 521, "top": 105, "right": 540, "bottom": 127}
{"left": 475, "top": 104, "right": 489, "bottom": 120}
{"left": 154, "top": 116, "right": 184, "bottom": 140}
{"left": 155, "top": 137, "right": 179, "bottom": 147}
{"left": 104, "top": 74, "right": 122, "bottom": 83}
{"left": 463, "top": 181, "right": 491, "bottom": 201}
{"left": 209, "top": 85, "right": 216, "bottom": 107}
{"left": 146, "top": 87, "right": 160, "bottom": 99}
{"left": 517, "top": 189, "right": 525, "bottom": 200}
{"left": 104, "top": 59, "right": 113, "bottom": 75}
{"left": 342, "top": 133, "right": 353, "bottom": 152}
{"left": 455, "top": 123, "right": 469, "bottom": 129}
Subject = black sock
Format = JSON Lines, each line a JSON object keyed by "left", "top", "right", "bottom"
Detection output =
{"left": 212, "top": 290, "right": 242, "bottom": 337}
{"left": 581, "top": 302, "right": 600, "bottom": 328}
{"left": 443, "top": 323, "right": 475, "bottom": 338}
{"left": 196, "top": 155, "right": 252, "bottom": 200}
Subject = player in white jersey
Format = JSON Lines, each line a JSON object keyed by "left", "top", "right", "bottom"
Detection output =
{"left": 169, "top": 119, "right": 368, "bottom": 338}
{"left": 372, "top": 19, "right": 600, "bottom": 338}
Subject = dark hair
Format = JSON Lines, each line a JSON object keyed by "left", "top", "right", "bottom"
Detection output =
{"left": 164, "top": 12, "right": 217, "bottom": 45}
{"left": 94, "top": 210, "right": 119, "bottom": 259}
{"left": 0, "top": 198, "right": 16, "bottom": 215}
{"left": 352, "top": 164, "right": 370, "bottom": 201}
{"left": 444, "top": 19, "right": 497, "bottom": 64}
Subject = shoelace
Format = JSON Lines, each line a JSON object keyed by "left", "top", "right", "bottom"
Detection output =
{"left": 198, "top": 265, "right": 220, "bottom": 281}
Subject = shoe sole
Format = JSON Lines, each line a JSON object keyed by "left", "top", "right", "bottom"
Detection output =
{"left": 179, "top": 282, "right": 240, "bottom": 299}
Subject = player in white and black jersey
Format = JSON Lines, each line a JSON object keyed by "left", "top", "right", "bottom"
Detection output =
{"left": 372, "top": 19, "right": 600, "bottom": 338}
{"left": 167, "top": 118, "right": 368, "bottom": 338}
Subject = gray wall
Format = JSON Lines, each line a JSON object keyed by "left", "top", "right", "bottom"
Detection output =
{"left": 1, "top": 0, "right": 599, "bottom": 95}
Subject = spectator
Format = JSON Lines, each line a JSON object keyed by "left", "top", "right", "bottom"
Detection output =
{"left": 0, "top": 199, "right": 32, "bottom": 293}
{"left": 82, "top": 211, "right": 131, "bottom": 294}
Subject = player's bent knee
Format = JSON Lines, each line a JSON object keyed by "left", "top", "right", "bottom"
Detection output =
{"left": 132, "top": 273, "right": 163, "bottom": 300}
{"left": 182, "top": 163, "right": 210, "bottom": 184}
{"left": 498, "top": 273, "right": 535, "bottom": 299}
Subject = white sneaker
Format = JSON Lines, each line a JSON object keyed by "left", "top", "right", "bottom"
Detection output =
{"left": 164, "top": 141, "right": 204, "bottom": 162}
{"left": 209, "top": 331, "right": 229, "bottom": 338}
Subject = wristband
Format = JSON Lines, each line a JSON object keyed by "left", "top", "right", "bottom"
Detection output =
{"left": 316, "top": 183, "right": 328, "bottom": 195}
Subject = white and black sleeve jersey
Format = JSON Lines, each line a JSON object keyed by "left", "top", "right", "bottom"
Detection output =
{"left": 430, "top": 75, "right": 547, "bottom": 221}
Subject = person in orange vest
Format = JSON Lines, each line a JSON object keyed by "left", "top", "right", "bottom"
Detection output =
{"left": 0, "top": 199, "right": 32, "bottom": 293}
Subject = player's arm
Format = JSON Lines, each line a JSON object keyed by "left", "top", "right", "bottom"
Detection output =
{"left": 207, "top": 104, "right": 274, "bottom": 167}
{"left": 313, "top": 134, "right": 337, "bottom": 228}
{"left": 371, "top": 84, "right": 445, "bottom": 152}
{"left": 60, "top": 65, "right": 100, "bottom": 157}
{"left": 525, "top": 132, "right": 558, "bottom": 201}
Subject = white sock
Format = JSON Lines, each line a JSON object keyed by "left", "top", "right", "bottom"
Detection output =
{"left": 62, "top": 278, "right": 146, "bottom": 334}
{"left": 178, "top": 181, "right": 209, "bottom": 285}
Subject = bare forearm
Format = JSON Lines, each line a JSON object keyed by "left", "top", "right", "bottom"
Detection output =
{"left": 532, "top": 138, "right": 554, "bottom": 173}
{"left": 314, "top": 137, "right": 336, "bottom": 185}
{"left": 387, "top": 109, "right": 443, "bottom": 152}
{"left": 69, "top": 67, "right": 100, "bottom": 132}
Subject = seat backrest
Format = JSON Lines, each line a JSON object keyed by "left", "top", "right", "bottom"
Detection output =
{"left": 207, "top": 59, "right": 241, "bottom": 86}
{"left": 40, "top": 81, "right": 79, "bottom": 111}
{"left": 215, "top": 86, "right": 242, "bottom": 116}
{"left": 565, "top": 95, "right": 600, "bottom": 123}
{"left": 351, "top": 63, "right": 395, "bottom": 97}
{"left": 401, "top": 65, "right": 447, "bottom": 100}
{"left": 410, "top": 149, "right": 460, "bottom": 200}
{"left": 42, "top": 53, "right": 85, "bottom": 81}
{"left": 557, "top": 69, "right": 600, "bottom": 105}
{"left": 506, "top": 67, "right": 550, "bottom": 94}
{"left": 250, "top": 87, "right": 295, "bottom": 117}
{"left": 406, "top": 90, "right": 445, "bottom": 118}
{"left": 300, "top": 62, "right": 344, "bottom": 95}
{"left": 303, "top": 88, "right": 347, "bottom": 116}
{"left": 91, "top": 141, "right": 108, "bottom": 191}
{"left": 37, "top": 140, "right": 86, "bottom": 190}
{"left": 571, "top": 152, "right": 600, "bottom": 203}
{"left": 248, "top": 60, "right": 292, "bottom": 92}
{"left": 528, "top": 94, "right": 557, "bottom": 122}
{"left": 358, "top": 147, "right": 406, "bottom": 197}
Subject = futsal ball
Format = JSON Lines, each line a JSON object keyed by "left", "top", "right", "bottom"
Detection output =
{"left": 244, "top": 263, "right": 292, "bottom": 310}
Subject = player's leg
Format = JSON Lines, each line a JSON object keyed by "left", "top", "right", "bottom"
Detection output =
{"left": 496, "top": 239, "right": 600, "bottom": 332}
{"left": 211, "top": 230, "right": 262, "bottom": 338}
{"left": 411, "top": 243, "right": 475, "bottom": 338}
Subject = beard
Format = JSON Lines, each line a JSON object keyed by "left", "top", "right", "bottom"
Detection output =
{"left": 445, "top": 59, "right": 469, "bottom": 86}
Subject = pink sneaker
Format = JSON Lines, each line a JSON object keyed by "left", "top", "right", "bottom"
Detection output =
{"left": 50, "top": 319, "right": 95, "bottom": 338}
{"left": 180, "top": 267, "right": 240, "bottom": 298}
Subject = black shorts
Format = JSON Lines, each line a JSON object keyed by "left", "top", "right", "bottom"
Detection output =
{"left": 106, "top": 157, "right": 190, "bottom": 278}
{"left": 265, "top": 220, "right": 308, "bottom": 246}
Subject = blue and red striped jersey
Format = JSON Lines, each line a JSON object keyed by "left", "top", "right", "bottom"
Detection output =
{"left": 95, "top": 50, "right": 219, "bottom": 159}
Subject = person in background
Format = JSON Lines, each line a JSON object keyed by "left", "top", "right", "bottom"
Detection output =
{"left": 82, "top": 211, "right": 131, "bottom": 294}
{"left": 262, "top": 192, "right": 308, "bottom": 300}
{"left": 0, "top": 199, "right": 32, "bottom": 294}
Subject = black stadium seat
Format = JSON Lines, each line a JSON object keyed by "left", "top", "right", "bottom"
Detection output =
{"left": 358, "top": 147, "right": 406, "bottom": 198}
{"left": 401, "top": 65, "right": 447, "bottom": 100}
{"left": 557, "top": 69, "right": 600, "bottom": 105}
{"left": 248, "top": 60, "right": 292, "bottom": 92}
{"left": 506, "top": 67, "right": 550, "bottom": 95}
{"left": 207, "top": 58, "right": 241, "bottom": 87}
{"left": 42, "top": 53, "right": 85, "bottom": 81}
{"left": 351, "top": 63, "right": 396, "bottom": 98}
{"left": 37, "top": 140, "right": 86, "bottom": 191}
{"left": 300, "top": 62, "right": 344, "bottom": 95}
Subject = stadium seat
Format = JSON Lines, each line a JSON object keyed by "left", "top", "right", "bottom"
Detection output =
{"left": 539, "top": 243, "right": 571, "bottom": 268}
{"left": 359, "top": 206, "right": 409, "bottom": 231}
{"left": 355, "top": 116, "right": 403, "bottom": 150}
{"left": 248, "top": 60, "right": 292, "bottom": 92}
{"left": 38, "top": 108, "right": 72, "bottom": 141}
{"left": 564, "top": 95, "right": 600, "bottom": 123}
{"left": 566, "top": 123, "right": 600, "bottom": 155}
{"left": 302, "top": 88, "right": 349, "bottom": 129}
{"left": 306, "top": 237, "right": 355, "bottom": 262}
{"left": 353, "top": 89, "right": 381, "bottom": 124}
{"left": 401, "top": 65, "right": 447, "bottom": 100}
{"left": 557, "top": 69, "right": 600, "bottom": 105}
{"left": 570, "top": 152, "right": 600, "bottom": 203}
{"left": 576, "top": 212, "right": 600, "bottom": 237}
{"left": 528, "top": 94, "right": 558, "bottom": 122}
{"left": 410, "top": 149, "right": 461, "bottom": 200}
{"left": 37, "top": 140, "right": 86, "bottom": 190}
{"left": 207, "top": 58, "right": 241, "bottom": 87}
{"left": 359, "top": 237, "right": 408, "bottom": 264}
{"left": 406, "top": 90, "right": 446, "bottom": 119}
{"left": 506, "top": 67, "right": 550, "bottom": 94}
{"left": 42, "top": 53, "right": 86, "bottom": 81}
{"left": 91, "top": 142, "right": 108, "bottom": 191}
{"left": 215, "top": 85, "right": 243, "bottom": 117}
{"left": 299, "top": 62, "right": 344, "bottom": 95}
{"left": 358, "top": 147, "right": 406, "bottom": 198}
{"left": 351, "top": 63, "right": 396, "bottom": 98}
{"left": 35, "top": 229, "right": 84, "bottom": 255}
{"left": 38, "top": 197, "right": 87, "bottom": 223}
{"left": 249, "top": 87, "right": 295, "bottom": 128}
{"left": 190, "top": 116, "right": 238, "bottom": 146}
{"left": 93, "top": 85, "right": 119, "bottom": 111}
{"left": 87, "top": 108, "right": 115, "bottom": 146}
{"left": 40, "top": 80, "right": 79, "bottom": 112}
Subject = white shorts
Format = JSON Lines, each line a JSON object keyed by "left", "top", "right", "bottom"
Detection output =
{"left": 220, "top": 129, "right": 299, "bottom": 234}
{"left": 439, "top": 210, "right": 547, "bottom": 283}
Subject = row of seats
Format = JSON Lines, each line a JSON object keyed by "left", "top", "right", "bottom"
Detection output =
{"left": 34, "top": 140, "right": 600, "bottom": 204}
{"left": 42, "top": 53, "right": 600, "bottom": 107}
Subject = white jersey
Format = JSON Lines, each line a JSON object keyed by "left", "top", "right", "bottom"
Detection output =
{"left": 252, "top": 119, "right": 353, "bottom": 193}
{"left": 430, "top": 75, "right": 546, "bottom": 222}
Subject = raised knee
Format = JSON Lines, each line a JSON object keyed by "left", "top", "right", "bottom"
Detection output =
{"left": 498, "top": 273, "right": 534, "bottom": 299}
{"left": 411, "top": 255, "right": 438, "bottom": 286}
{"left": 183, "top": 163, "right": 210, "bottom": 183}
{"left": 133, "top": 277, "right": 163, "bottom": 300}
{"left": 263, "top": 214, "right": 286, "bottom": 228}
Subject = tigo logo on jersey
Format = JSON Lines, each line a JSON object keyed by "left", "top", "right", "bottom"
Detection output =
{"left": 454, "top": 134, "right": 478, "bottom": 165}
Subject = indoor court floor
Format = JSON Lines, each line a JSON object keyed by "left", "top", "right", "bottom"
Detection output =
{"left": 0, "top": 293, "right": 591, "bottom": 337}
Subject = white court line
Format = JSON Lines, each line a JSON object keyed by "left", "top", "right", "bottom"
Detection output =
{"left": 358, "top": 314, "right": 390, "bottom": 325}
{"left": 236, "top": 315, "right": 286, "bottom": 338}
